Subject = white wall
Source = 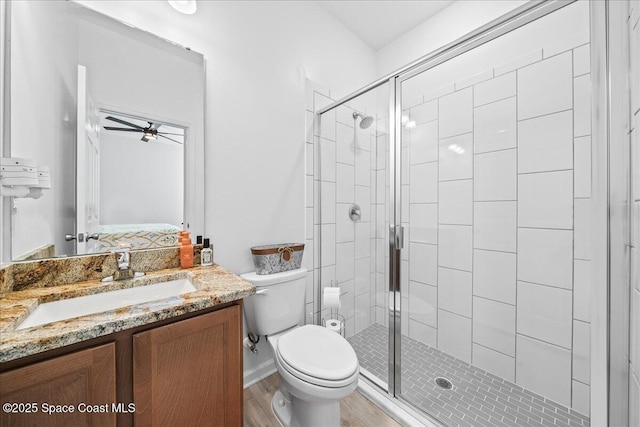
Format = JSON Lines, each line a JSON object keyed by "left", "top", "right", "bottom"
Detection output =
{"left": 76, "top": 0, "right": 377, "bottom": 276}
{"left": 74, "top": 0, "right": 377, "bottom": 384}
{"left": 376, "top": 0, "right": 527, "bottom": 76}
{"left": 99, "top": 132, "right": 183, "bottom": 226}
{"left": 10, "top": 0, "right": 79, "bottom": 258}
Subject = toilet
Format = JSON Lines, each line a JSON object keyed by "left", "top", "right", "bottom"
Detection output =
{"left": 241, "top": 268, "right": 359, "bottom": 427}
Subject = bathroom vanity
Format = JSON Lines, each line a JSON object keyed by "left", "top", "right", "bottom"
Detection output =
{"left": 0, "top": 263, "right": 254, "bottom": 427}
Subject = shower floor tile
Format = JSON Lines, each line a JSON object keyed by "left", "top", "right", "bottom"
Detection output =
{"left": 348, "top": 323, "right": 590, "bottom": 427}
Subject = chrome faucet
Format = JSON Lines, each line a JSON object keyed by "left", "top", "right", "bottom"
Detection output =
{"left": 101, "top": 245, "right": 145, "bottom": 282}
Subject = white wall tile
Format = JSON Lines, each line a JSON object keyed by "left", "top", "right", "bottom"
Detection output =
{"left": 518, "top": 52, "right": 573, "bottom": 120}
{"left": 572, "top": 380, "right": 590, "bottom": 417}
{"left": 409, "top": 242, "right": 437, "bottom": 285}
{"left": 401, "top": 296, "right": 408, "bottom": 335}
{"left": 355, "top": 150, "right": 370, "bottom": 186}
{"left": 473, "top": 250, "right": 516, "bottom": 305}
{"left": 409, "top": 162, "right": 438, "bottom": 203}
{"left": 354, "top": 257, "right": 370, "bottom": 296}
{"left": 355, "top": 185, "right": 370, "bottom": 222}
{"left": 631, "top": 369, "right": 640, "bottom": 427}
{"left": 336, "top": 163, "right": 354, "bottom": 203}
{"left": 496, "top": 50, "right": 543, "bottom": 76}
{"left": 439, "top": 87, "right": 473, "bottom": 138}
{"left": 473, "top": 344, "right": 515, "bottom": 382}
{"left": 455, "top": 69, "right": 494, "bottom": 91}
{"left": 631, "top": 288, "right": 640, "bottom": 375}
{"left": 336, "top": 105, "right": 355, "bottom": 127}
{"left": 409, "top": 121, "right": 438, "bottom": 165}
{"left": 574, "top": 198, "right": 592, "bottom": 260}
{"left": 439, "top": 133, "right": 473, "bottom": 181}
{"left": 438, "top": 267, "right": 472, "bottom": 318}
{"left": 320, "top": 182, "right": 336, "bottom": 224}
{"left": 474, "top": 149, "right": 517, "bottom": 201}
{"left": 355, "top": 222, "right": 370, "bottom": 259}
{"left": 354, "top": 292, "right": 371, "bottom": 333}
{"left": 573, "top": 320, "right": 590, "bottom": 385}
{"left": 306, "top": 176, "right": 314, "bottom": 208}
{"left": 473, "top": 297, "right": 516, "bottom": 356}
{"left": 517, "top": 281, "right": 572, "bottom": 348}
{"left": 409, "top": 281, "right": 437, "bottom": 328}
{"left": 409, "top": 319, "right": 437, "bottom": 347}
{"left": 336, "top": 203, "right": 354, "bottom": 243}
{"left": 439, "top": 180, "right": 473, "bottom": 225}
{"left": 355, "top": 126, "right": 370, "bottom": 152}
{"left": 518, "top": 228, "right": 573, "bottom": 289}
{"left": 518, "top": 170, "right": 573, "bottom": 229}
{"left": 574, "top": 259, "right": 591, "bottom": 322}
{"left": 319, "top": 106, "right": 336, "bottom": 141}
{"left": 438, "top": 310, "right": 472, "bottom": 363}
{"left": 474, "top": 97, "right": 517, "bottom": 154}
{"left": 439, "top": 225, "right": 473, "bottom": 271}
{"left": 573, "top": 44, "right": 590, "bottom": 76}
{"left": 542, "top": 31, "right": 588, "bottom": 58}
{"left": 306, "top": 207, "right": 314, "bottom": 239}
{"left": 516, "top": 335, "right": 572, "bottom": 407}
{"left": 306, "top": 142, "right": 314, "bottom": 176}
{"left": 340, "top": 279, "right": 355, "bottom": 320}
{"left": 336, "top": 122, "right": 355, "bottom": 165}
{"left": 474, "top": 72, "right": 516, "bottom": 107}
{"left": 320, "top": 224, "right": 335, "bottom": 267}
{"left": 518, "top": 110, "right": 573, "bottom": 173}
{"left": 319, "top": 138, "right": 336, "bottom": 182}
{"left": 474, "top": 201, "right": 516, "bottom": 252}
{"left": 336, "top": 242, "right": 354, "bottom": 283}
{"left": 409, "top": 203, "right": 437, "bottom": 244}
{"left": 574, "top": 74, "right": 591, "bottom": 137}
{"left": 410, "top": 99, "right": 438, "bottom": 125}
{"left": 574, "top": 136, "right": 592, "bottom": 198}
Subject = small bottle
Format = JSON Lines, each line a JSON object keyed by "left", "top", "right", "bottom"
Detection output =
{"left": 201, "top": 238, "right": 213, "bottom": 266}
{"left": 179, "top": 231, "right": 194, "bottom": 268}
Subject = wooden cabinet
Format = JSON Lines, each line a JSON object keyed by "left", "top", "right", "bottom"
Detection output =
{"left": 133, "top": 305, "right": 242, "bottom": 427}
{"left": 0, "top": 343, "right": 116, "bottom": 427}
{"left": 0, "top": 303, "right": 243, "bottom": 427}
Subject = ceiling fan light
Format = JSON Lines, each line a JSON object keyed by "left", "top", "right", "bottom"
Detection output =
{"left": 168, "top": 0, "right": 197, "bottom": 15}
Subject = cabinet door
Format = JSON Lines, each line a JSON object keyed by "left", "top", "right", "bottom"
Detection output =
{"left": 133, "top": 305, "right": 242, "bottom": 427}
{"left": 0, "top": 343, "right": 116, "bottom": 427}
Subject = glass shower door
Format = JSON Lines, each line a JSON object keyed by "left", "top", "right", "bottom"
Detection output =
{"left": 396, "top": 1, "right": 592, "bottom": 425}
{"left": 316, "top": 82, "right": 393, "bottom": 392}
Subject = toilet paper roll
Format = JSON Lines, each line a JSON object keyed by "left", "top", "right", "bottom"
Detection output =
{"left": 325, "top": 319, "right": 343, "bottom": 333}
{"left": 323, "top": 287, "right": 341, "bottom": 309}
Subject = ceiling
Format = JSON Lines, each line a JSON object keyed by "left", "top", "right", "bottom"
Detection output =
{"left": 316, "top": 1, "right": 455, "bottom": 51}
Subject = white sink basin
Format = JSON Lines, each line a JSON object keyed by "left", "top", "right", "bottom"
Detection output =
{"left": 17, "top": 279, "right": 197, "bottom": 330}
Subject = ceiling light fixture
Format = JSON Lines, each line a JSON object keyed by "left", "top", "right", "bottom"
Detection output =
{"left": 168, "top": 0, "right": 197, "bottom": 15}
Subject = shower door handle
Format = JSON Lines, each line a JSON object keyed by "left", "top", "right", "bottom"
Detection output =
{"left": 389, "top": 225, "right": 404, "bottom": 250}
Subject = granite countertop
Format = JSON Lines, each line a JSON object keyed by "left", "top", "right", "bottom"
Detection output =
{"left": 0, "top": 264, "right": 255, "bottom": 363}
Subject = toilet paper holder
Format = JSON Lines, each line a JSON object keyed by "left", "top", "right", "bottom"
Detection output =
{"left": 321, "top": 313, "right": 345, "bottom": 337}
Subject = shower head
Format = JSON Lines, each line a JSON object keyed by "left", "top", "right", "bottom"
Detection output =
{"left": 353, "top": 112, "right": 374, "bottom": 130}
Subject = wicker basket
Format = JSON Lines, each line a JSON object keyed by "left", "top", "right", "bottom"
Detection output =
{"left": 250, "top": 243, "right": 305, "bottom": 275}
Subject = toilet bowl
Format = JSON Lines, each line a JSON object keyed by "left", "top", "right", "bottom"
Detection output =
{"left": 241, "top": 268, "right": 359, "bottom": 427}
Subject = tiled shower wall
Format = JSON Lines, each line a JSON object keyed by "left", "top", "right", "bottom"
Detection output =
{"left": 304, "top": 80, "right": 380, "bottom": 339}
{"left": 396, "top": 39, "right": 592, "bottom": 413}
{"left": 627, "top": 0, "right": 640, "bottom": 425}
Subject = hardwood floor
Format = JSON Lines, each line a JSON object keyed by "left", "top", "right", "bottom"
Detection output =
{"left": 243, "top": 373, "right": 402, "bottom": 427}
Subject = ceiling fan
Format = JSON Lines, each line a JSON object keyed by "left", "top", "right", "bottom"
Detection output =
{"left": 103, "top": 116, "right": 183, "bottom": 144}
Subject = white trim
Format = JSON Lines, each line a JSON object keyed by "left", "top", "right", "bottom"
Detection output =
{"left": 243, "top": 359, "right": 277, "bottom": 389}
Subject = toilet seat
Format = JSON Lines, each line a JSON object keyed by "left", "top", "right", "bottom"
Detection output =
{"left": 275, "top": 325, "right": 359, "bottom": 388}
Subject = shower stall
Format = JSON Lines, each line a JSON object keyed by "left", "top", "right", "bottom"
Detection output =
{"left": 306, "top": 1, "right": 631, "bottom": 426}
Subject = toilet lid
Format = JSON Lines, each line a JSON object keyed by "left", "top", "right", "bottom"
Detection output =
{"left": 277, "top": 325, "right": 358, "bottom": 381}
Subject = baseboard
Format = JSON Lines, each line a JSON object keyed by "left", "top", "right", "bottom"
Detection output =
{"left": 243, "top": 359, "right": 277, "bottom": 389}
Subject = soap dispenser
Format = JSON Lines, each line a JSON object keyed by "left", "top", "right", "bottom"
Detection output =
{"left": 201, "top": 238, "right": 213, "bottom": 266}
{"left": 179, "top": 231, "right": 194, "bottom": 268}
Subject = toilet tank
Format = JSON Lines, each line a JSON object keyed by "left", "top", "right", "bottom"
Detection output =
{"left": 241, "top": 268, "right": 307, "bottom": 336}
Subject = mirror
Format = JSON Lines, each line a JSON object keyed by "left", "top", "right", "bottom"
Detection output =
{"left": 2, "top": 0, "right": 205, "bottom": 261}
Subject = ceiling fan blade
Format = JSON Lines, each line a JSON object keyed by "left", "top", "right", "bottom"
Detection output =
{"left": 105, "top": 116, "right": 145, "bottom": 130}
{"left": 148, "top": 122, "right": 162, "bottom": 131}
{"left": 103, "top": 126, "right": 142, "bottom": 132}
{"left": 158, "top": 134, "right": 183, "bottom": 144}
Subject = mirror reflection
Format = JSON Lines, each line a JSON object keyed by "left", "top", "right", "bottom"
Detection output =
{"left": 6, "top": 0, "right": 204, "bottom": 261}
